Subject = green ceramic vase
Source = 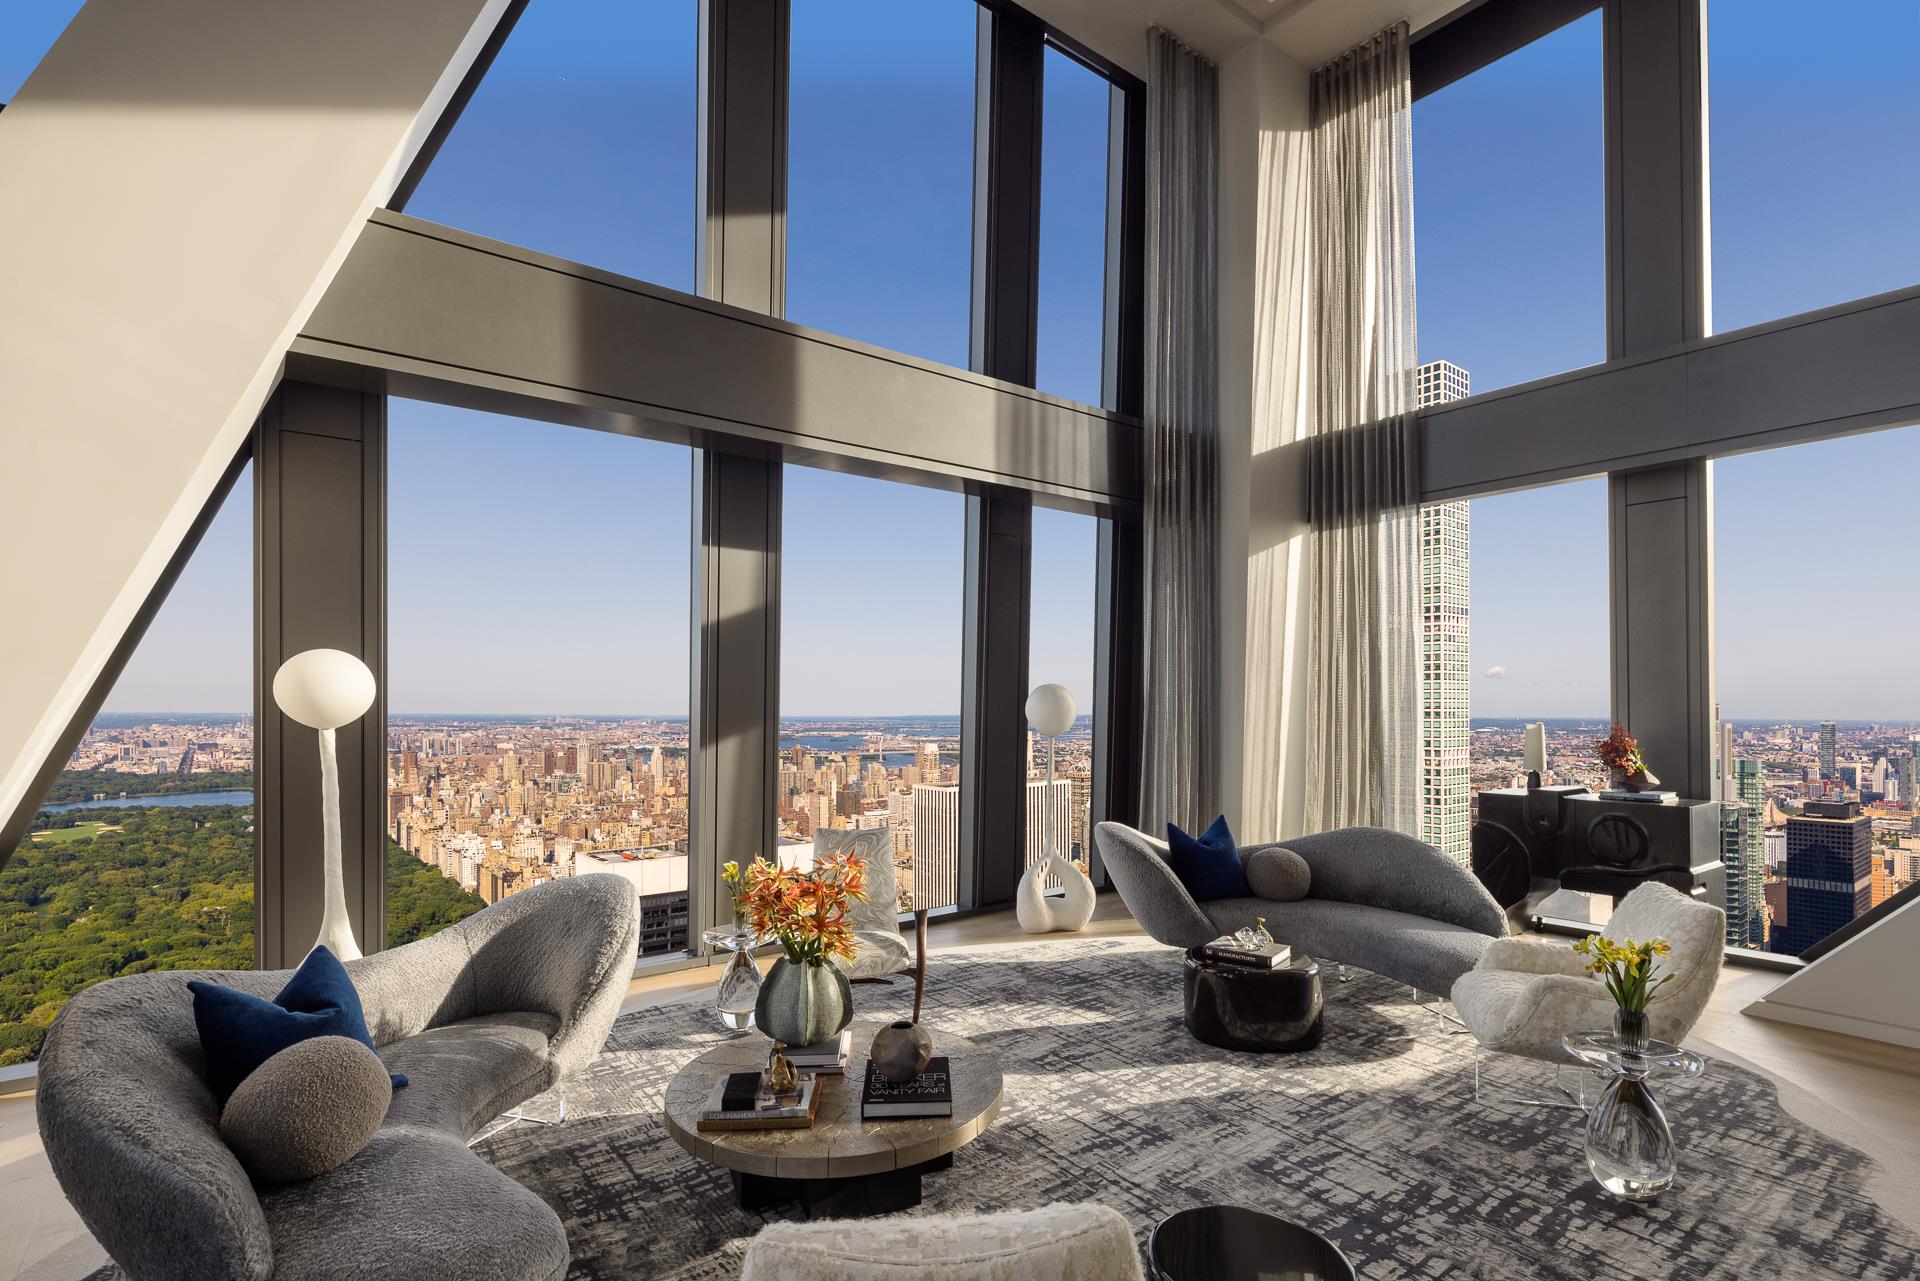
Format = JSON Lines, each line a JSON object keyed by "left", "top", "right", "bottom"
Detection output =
{"left": 754, "top": 956, "right": 852, "bottom": 1048}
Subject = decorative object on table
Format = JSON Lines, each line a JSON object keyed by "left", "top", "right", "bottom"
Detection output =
{"left": 860, "top": 1055, "right": 954, "bottom": 1119}
{"left": 271, "top": 648, "right": 377, "bottom": 961}
{"left": 1572, "top": 930, "right": 1678, "bottom": 1053}
{"left": 766, "top": 1041, "right": 798, "bottom": 1095}
{"left": 1161, "top": 814, "right": 1253, "bottom": 901}
{"left": 187, "top": 943, "right": 405, "bottom": 1103}
{"left": 1098, "top": 821, "right": 1507, "bottom": 996}
{"left": 706, "top": 858, "right": 766, "bottom": 1030}
{"left": 696, "top": 1069, "right": 821, "bottom": 1133}
{"left": 1524, "top": 721, "right": 1546, "bottom": 790}
{"left": 1451, "top": 883, "right": 1721, "bottom": 1105}
{"left": 1242, "top": 843, "right": 1311, "bottom": 900}
{"left": 1598, "top": 787, "right": 1679, "bottom": 804}
{"left": 1595, "top": 722, "right": 1661, "bottom": 792}
{"left": 217, "top": 1035, "right": 393, "bottom": 1183}
{"left": 1182, "top": 946, "right": 1324, "bottom": 1052}
{"left": 663, "top": 1025, "right": 1003, "bottom": 1215}
{"left": 1564, "top": 1030, "right": 1705, "bottom": 1201}
{"left": 1201, "top": 932, "right": 1292, "bottom": 971}
{"left": 813, "top": 827, "right": 915, "bottom": 978}
{"left": 739, "top": 1203, "right": 1145, "bottom": 1281}
{"left": 1147, "top": 1204, "right": 1355, "bottom": 1281}
{"left": 783, "top": 1027, "right": 853, "bottom": 1074}
{"left": 740, "top": 850, "right": 866, "bottom": 1047}
{"left": 868, "top": 902, "right": 935, "bottom": 1081}
{"left": 1016, "top": 683, "right": 1098, "bottom": 933}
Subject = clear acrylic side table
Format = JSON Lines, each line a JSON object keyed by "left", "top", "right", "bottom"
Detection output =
{"left": 1562, "top": 1030, "right": 1705, "bottom": 1202}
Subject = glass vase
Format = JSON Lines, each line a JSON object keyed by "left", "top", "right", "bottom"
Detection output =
{"left": 703, "top": 923, "right": 762, "bottom": 1032}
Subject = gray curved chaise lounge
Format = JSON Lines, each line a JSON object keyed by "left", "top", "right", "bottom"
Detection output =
{"left": 35, "top": 874, "right": 640, "bottom": 1281}
{"left": 1095, "top": 822, "right": 1506, "bottom": 995}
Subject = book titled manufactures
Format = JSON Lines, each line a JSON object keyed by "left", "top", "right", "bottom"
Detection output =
{"left": 697, "top": 1071, "right": 821, "bottom": 1133}
{"left": 1201, "top": 936, "right": 1293, "bottom": 970}
{"left": 781, "top": 1028, "right": 853, "bottom": 1074}
{"left": 860, "top": 1057, "right": 953, "bottom": 1120}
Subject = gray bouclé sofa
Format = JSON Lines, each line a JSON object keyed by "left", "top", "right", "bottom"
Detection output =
{"left": 35, "top": 874, "right": 640, "bottom": 1281}
{"left": 1096, "top": 822, "right": 1506, "bottom": 995}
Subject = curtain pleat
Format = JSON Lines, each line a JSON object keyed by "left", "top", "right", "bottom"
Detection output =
{"left": 1303, "top": 23, "right": 1422, "bottom": 837}
{"left": 1138, "top": 28, "right": 1221, "bottom": 835}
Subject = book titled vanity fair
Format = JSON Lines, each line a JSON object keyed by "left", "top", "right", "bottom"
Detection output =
{"left": 1201, "top": 936, "right": 1293, "bottom": 970}
{"left": 859, "top": 1057, "right": 954, "bottom": 1119}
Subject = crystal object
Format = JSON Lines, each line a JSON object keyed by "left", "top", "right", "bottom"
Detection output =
{"left": 1563, "top": 1030, "right": 1705, "bottom": 1202}
{"left": 703, "top": 925, "right": 763, "bottom": 1032}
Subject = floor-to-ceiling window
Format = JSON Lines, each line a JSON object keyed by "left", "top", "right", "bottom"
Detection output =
{"left": 1707, "top": 0, "right": 1920, "bottom": 334}
{"left": 1713, "top": 425, "right": 1920, "bottom": 956}
{"left": 786, "top": 0, "right": 978, "bottom": 366}
{"left": 1026, "top": 506, "right": 1098, "bottom": 881}
{"left": 777, "top": 465, "right": 966, "bottom": 912}
{"left": 397, "top": 0, "right": 699, "bottom": 290}
{"left": 386, "top": 402, "right": 693, "bottom": 958}
{"left": 0, "top": 462, "right": 253, "bottom": 1067}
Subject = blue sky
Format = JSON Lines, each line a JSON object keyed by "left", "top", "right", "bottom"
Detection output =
{"left": 50, "top": 1, "right": 1920, "bottom": 720}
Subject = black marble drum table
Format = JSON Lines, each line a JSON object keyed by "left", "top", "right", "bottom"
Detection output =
{"left": 1181, "top": 948, "right": 1324, "bottom": 1052}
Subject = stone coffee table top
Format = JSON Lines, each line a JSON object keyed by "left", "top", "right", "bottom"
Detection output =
{"left": 663, "top": 1020, "right": 1003, "bottom": 1181}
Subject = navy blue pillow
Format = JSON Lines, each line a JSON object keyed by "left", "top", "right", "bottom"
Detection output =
{"left": 188, "top": 946, "right": 406, "bottom": 1105}
{"left": 1165, "top": 815, "right": 1251, "bottom": 902}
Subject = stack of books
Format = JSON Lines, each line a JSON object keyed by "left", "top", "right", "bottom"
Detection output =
{"left": 780, "top": 1028, "right": 853, "bottom": 1075}
{"left": 859, "top": 1057, "right": 954, "bottom": 1120}
{"left": 1200, "top": 936, "right": 1292, "bottom": 970}
{"left": 1599, "top": 789, "right": 1679, "bottom": 804}
{"left": 696, "top": 1070, "right": 821, "bottom": 1133}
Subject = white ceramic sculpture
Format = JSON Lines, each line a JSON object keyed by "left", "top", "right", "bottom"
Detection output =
{"left": 1016, "top": 684, "right": 1097, "bottom": 934}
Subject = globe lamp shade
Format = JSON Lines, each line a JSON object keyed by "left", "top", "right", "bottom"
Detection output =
{"left": 272, "top": 649, "right": 376, "bottom": 730}
{"left": 1025, "top": 683, "right": 1078, "bottom": 739}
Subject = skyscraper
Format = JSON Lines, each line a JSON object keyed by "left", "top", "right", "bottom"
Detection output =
{"left": 1725, "top": 758, "right": 1767, "bottom": 948}
{"left": 1818, "top": 720, "right": 1837, "bottom": 783}
{"left": 1416, "top": 359, "right": 1471, "bottom": 863}
{"left": 911, "top": 783, "right": 960, "bottom": 911}
{"left": 1023, "top": 777, "right": 1073, "bottom": 867}
{"left": 1772, "top": 798, "right": 1871, "bottom": 956}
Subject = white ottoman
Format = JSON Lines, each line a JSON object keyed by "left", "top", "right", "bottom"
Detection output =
{"left": 738, "top": 1203, "right": 1142, "bottom": 1281}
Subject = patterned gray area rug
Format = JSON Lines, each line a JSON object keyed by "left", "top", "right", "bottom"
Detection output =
{"left": 75, "top": 938, "right": 1920, "bottom": 1281}
{"left": 475, "top": 937, "right": 1917, "bottom": 1281}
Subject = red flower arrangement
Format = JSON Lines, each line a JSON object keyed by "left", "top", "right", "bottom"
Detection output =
{"left": 733, "top": 851, "right": 867, "bottom": 966}
{"left": 1594, "top": 724, "right": 1648, "bottom": 777}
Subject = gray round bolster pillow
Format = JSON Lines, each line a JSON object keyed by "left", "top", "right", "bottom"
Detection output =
{"left": 220, "top": 1035, "right": 393, "bottom": 1183}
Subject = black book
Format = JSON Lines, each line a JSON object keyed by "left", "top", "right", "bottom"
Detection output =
{"left": 860, "top": 1056, "right": 954, "bottom": 1119}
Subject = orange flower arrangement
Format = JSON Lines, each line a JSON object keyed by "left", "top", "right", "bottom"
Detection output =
{"left": 735, "top": 851, "right": 867, "bottom": 966}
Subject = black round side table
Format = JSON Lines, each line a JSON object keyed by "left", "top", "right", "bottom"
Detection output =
{"left": 1181, "top": 948, "right": 1324, "bottom": 1052}
{"left": 1148, "top": 1204, "right": 1355, "bottom": 1281}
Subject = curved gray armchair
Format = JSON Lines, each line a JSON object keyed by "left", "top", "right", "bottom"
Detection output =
{"left": 35, "top": 873, "right": 640, "bottom": 1281}
{"left": 1096, "top": 822, "right": 1505, "bottom": 995}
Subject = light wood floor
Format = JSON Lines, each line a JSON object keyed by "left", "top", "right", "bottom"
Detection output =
{"left": 4, "top": 897, "right": 1917, "bottom": 1281}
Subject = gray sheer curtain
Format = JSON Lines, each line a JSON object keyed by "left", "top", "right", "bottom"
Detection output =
{"left": 1138, "top": 28, "right": 1220, "bottom": 834}
{"left": 1303, "top": 24, "right": 1422, "bottom": 836}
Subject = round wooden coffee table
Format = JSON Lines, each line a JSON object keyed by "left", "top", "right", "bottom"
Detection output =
{"left": 664, "top": 1020, "right": 1002, "bottom": 1216}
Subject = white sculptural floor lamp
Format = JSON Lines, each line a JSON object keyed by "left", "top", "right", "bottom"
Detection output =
{"left": 272, "top": 648, "right": 377, "bottom": 962}
{"left": 1017, "top": 683, "right": 1097, "bottom": 934}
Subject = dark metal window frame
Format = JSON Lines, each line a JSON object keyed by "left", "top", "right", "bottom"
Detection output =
{"left": 1409, "top": 0, "right": 1918, "bottom": 968}
{"left": 243, "top": 0, "right": 1147, "bottom": 955}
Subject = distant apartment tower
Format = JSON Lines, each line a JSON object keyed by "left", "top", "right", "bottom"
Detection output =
{"left": 1720, "top": 758, "right": 1767, "bottom": 949}
{"left": 911, "top": 783, "right": 960, "bottom": 911}
{"left": 1772, "top": 798, "right": 1872, "bottom": 956}
{"left": 1024, "top": 777, "right": 1073, "bottom": 867}
{"left": 1817, "top": 720, "right": 1837, "bottom": 782}
{"left": 1416, "top": 359, "right": 1471, "bottom": 863}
